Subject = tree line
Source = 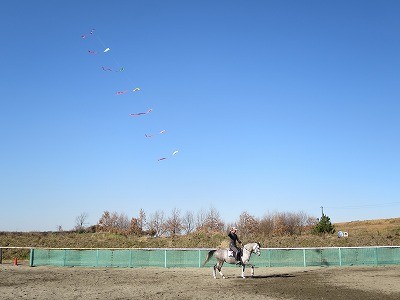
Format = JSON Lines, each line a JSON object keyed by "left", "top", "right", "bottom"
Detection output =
{"left": 74, "top": 207, "right": 334, "bottom": 238}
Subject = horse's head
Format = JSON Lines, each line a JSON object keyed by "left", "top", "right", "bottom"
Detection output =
{"left": 244, "top": 242, "right": 261, "bottom": 256}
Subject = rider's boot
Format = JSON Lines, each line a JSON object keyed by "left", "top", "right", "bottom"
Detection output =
{"left": 236, "top": 254, "right": 241, "bottom": 265}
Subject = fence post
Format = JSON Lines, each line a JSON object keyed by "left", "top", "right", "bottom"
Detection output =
{"left": 29, "top": 248, "right": 34, "bottom": 266}
{"left": 268, "top": 249, "right": 271, "bottom": 267}
{"left": 374, "top": 247, "right": 378, "bottom": 266}
{"left": 338, "top": 248, "right": 342, "bottom": 266}
{"left": 303, "top": 249, "right": 306, "bottom": 267}
{"left": 198, "top": 250, "right": 201, "bottom": 268}
{"left": 63, "top": 249, "right": 67, "bottom": 266}
{"left": 129, "top": 249, "right": 133, "bottom": 268}
{"left": 96, "top": 249, "right": 99, "bottom": 267}
{"left": 0, "top": 248, "right": 2, "bottom": 264}
{"left": 164, "top": 249, "right": 167, "bottom": 268}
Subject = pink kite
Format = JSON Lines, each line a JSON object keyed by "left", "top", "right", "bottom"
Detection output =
{"left": 145, "top": 130, "right": 166, "bottom": 138}
{"left": 115, "top": 86, "right": 140, "bottom": 95}
{"left": 129, "top": 108, "right": 153, "bottom": 117}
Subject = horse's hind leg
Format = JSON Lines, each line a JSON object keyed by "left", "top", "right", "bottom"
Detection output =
{"left": 216, "top": 262, "right": 225, "bottom": 279}
{"left": 213, "top": 264, "right": 217, "bottom": 279}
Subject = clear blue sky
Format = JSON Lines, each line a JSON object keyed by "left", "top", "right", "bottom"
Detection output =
{"left": 1, "top": 1, "right": 399, "bottom": 231}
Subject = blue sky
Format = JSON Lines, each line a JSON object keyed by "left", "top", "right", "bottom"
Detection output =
{"left": 1, "top": 1, "right": 399, "bottom": 231}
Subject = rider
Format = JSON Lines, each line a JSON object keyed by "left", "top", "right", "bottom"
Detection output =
{"left": 228, "top": 227, "right": 242, "bottom": 263}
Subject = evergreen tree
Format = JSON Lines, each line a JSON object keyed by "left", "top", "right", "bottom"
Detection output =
{"left": 313, "top": 213, "right": 335, "bottom": 234}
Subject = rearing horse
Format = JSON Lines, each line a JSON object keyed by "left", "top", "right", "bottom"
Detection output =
{"left": 203, "top": 242, "right": 261, "bottom": 279}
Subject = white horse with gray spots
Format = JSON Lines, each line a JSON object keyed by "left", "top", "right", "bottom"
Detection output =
{"left": 203, "top": 242, "right": 261, "bottom": 279}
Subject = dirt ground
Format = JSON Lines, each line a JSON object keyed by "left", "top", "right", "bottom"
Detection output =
{"left": 1, "top": 262, "right": 400, "bottom": 300}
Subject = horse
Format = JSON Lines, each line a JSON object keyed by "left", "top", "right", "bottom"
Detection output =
{"left": 202, "top": 242, "right": 261, "bottom": 279}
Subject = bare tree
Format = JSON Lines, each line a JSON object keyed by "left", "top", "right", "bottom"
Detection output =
{"left": 137, "top": 208, "right": 146, "bottom": 232}
{"left": 74, "top": 212, "right": 89, "bottom": 231}
{"left": 182, "top": 211, "right": 195, "bottom": 234}
{"left": 97, "top": 211, "right": 129, "bottom": 233}
{"left": 128, "top": 217, "right": 142, "bottom": 235}
{"left": 293, "top": 211, "right": 318, "bottom": 235}
{"left": 236, "top": 211, "right": 259, "bottom": 237}
{"left": 199, "top": 207, "right": 224, "bottom": 233}
{"left": 259, "top": 213, "right": 274, "bottom": 236}
{"left": 273, "top": 212, "right": 290, "bottom": 235}
{"left": 285, "top": 212, "right": 301, "bottom": 235}
{"left": 195, "top": 208, "right": 208, "bottom": 231}
{"left": 165, "top": 208, "right": 183, "bottom": 236}
{"left": 115, "top": 212, "right": 130, "bottom": 231}
{"left": 148, "top": 210, "right": 166, "bottom": 237}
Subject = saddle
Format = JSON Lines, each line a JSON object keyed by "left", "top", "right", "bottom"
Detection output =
{"left": 228, "top": 247, "right": 241, "bottom": 259}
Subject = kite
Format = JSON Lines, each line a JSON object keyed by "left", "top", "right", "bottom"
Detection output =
{"left": 81, "top": 28, "right": 178, "bottom": 163}
{"left": 101, "top": 66, "right": 125, "bottom": 72}
{"left": 116, "top": 91, "right": 128, "bottom": 95}
{"left": 81, "top": 29, "right": 95, "bottom": 39}
{"left": 115, "top": 87, "right": 141, "bottom": 95}
{"left": 129, "top": 108, "right": 153, "bottom": 117}
{"left": 82, "top": 29, "right": 110, "bottom": 55}
{"left": 157, "top": 150, "right": 179, "bottom": 162}
{"left": 145, "top": 130, "right": 166, "bottom": 138}
{"left": 87, "top": 48, "right": 110, "bottom": 55}
{"left": 101, "top": 66, "right": 112, "bottom": 71}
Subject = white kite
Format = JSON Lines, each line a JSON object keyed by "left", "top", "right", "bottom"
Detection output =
{"left": 158, "top": 150, "right": 179, "bottom": 162}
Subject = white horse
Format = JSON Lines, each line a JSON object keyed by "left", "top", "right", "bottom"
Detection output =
{"left": 203, "top": 242, "right": 261, "bottom": 279}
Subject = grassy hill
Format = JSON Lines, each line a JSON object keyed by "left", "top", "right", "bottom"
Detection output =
{"left": 1, "top": 218, "right": 399, "bottom": 261}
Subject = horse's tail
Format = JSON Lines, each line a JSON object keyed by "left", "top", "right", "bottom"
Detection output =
{"left": 202, "top": 250, "right": 216, "bottom": 267}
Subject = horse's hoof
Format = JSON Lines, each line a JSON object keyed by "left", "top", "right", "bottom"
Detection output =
{"left": 222, "top": 276, "right": 226, "bottom": 279}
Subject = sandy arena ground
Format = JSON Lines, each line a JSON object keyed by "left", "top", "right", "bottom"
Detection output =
{"left": 1, "top": 262, "right": 400, "bottom": 300}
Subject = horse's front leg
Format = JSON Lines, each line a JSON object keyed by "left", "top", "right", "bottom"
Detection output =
{"left": 241, "top": 264, "right": 246, "bottom": 278}
{"left": 250, "top": 264, "right": 255, "bottom": 277}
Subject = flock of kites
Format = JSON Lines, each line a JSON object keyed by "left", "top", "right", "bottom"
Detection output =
{"left": 81, "top": 29, "right": 179, "bottom": 162}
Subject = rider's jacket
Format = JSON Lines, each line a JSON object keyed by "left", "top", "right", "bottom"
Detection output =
{"left": 228, "top": 232, "right": 241, "bottom": 248}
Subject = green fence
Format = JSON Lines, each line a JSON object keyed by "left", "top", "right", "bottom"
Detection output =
{"left": 27, "top": 246, "right": 400, "bottom": 268}
{"left": 29, "top": 248, "right": 212, "bottom": 268}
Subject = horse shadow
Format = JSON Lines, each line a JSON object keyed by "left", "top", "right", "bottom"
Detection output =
{"left": 245, "top": 274, "right": 295, "bottom": 279}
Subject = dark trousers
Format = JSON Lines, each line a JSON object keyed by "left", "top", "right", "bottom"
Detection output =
{"left": 230, "top": 245, "right": 241, "bottom": 260}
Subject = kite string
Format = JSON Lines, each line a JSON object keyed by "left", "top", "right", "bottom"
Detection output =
{"left": 86, "top": 30, "right": 132, "bottom": 84}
